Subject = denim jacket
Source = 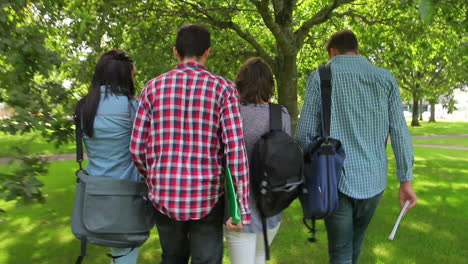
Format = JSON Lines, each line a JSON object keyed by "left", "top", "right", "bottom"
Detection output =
{"left": 84, "top": 86, "right": 140, "bottom": 181}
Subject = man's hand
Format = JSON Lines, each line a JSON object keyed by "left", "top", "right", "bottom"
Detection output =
{"left": 225, "top": 217, "right": 243, "bottom": 231}
{"left": 399, "top": 181, "right": 417, "bottom": 213}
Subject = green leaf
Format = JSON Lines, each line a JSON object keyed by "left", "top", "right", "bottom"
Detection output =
{"left": 419, "top": 0, "right": 435, "bottom": 24}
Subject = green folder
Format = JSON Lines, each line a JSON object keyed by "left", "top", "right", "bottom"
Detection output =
{"left": 225, "top": 166, "right": 242, "bottom": 225}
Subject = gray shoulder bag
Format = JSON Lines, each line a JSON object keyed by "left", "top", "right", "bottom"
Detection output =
{"left": 71, "top": 100, "right": 155, "bottom": 264}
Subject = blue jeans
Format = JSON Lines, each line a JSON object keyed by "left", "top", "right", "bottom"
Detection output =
{"left": 154, "top": 200, "right": 224, "bottom": 264}
{"left": 324, "top": 191, "right": 383, "bottom": 264}
{"left": 110, "top": 247, "right": 140, "bottom": 264}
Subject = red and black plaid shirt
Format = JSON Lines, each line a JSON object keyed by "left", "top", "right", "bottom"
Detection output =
{"left": 130, "top": 62, "right": 251, "bottom": 223}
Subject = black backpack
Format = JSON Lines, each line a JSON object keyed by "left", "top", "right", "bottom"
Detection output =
{"left": 251, "top": 103, "right": 304, "bottom": 260}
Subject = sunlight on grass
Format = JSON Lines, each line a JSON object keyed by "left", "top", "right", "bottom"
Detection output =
{"left": 413, "top": 137, "right": 468, "bottom": 147}
{"left": 372, "top": 244, "right": 391, "bottom": 258}
{"left": 408, "top": 121, "right": 468, "bottom": 136}
{"left": 407, "top": 222, "right": 432, "bottom": 233}
{"left": 11, "top": 217, "right": 37, "bottom": 234}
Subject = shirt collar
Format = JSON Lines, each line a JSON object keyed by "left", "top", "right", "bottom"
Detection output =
{"left": 330, "top": 54, "right": 368, "bottom": 63}
{"left": 175, "top": 61, "right": 208, "bottom": 71}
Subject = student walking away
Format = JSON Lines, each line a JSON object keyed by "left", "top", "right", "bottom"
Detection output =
{"left": 296, "top": 30, "right": 417, "bottom": 264}
{"left": 74, "top": 49, "right": 143, "bottom": 264}
{"left": 130, "top": 24, "right": 251, "bottom": 264}
{"left": 224, "top": 57, "right": 302, "bottom": 264}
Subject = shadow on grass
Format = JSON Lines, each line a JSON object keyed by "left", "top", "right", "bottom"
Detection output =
{"left": 1, "top": 147, "right": 467, "bottom": 263}
{"left": 270, "top": 147, "right": 468, "bottom": 264}
{"left": 0, "top": 161, "right": 163, "bottom": 264}
{"left": 361, "top": 147, "right": 468, "bottom": 264}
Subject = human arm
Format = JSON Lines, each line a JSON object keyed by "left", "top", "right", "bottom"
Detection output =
{"left": 296, "top": 70, "right": 322, "bottom": 147}
{"left": 220, "top": 85, "right": 251, "bottom": 225}
{"left": 388, "top": 74, "right": 417, "bottom": 211}
{"left": 130, "top": 88, "right": 152, "bottom": 177}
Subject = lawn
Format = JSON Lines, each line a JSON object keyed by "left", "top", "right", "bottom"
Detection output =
{"left": 0, "top": 132, "right": 75, "bottom": 157}
{"left": 1, "top": 121, "right": 466, "bottom": 157}
{"left": 1, "top": 147, "right": 467, "bottom": 263}
{"left": 408, "top": 121, "right": 468, "bottom": 136}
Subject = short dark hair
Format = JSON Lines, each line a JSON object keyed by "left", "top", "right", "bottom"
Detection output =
{"left": 235, "top": 57, "right": 274, "bottom": 104}
{"left": 175, "top": 24, "right": 210, "bottom": 59}
{"left": 326, "top": 30, "right": 358, "bottom": 54}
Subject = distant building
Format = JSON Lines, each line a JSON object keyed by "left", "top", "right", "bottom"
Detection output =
{"left": 431, "top": 90, "right": 468, "bottom": 121}
{"left": 403, "top": 89, "right": 468, "bottom": 121}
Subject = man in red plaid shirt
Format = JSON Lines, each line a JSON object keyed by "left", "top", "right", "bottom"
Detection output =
{"left": 130, "top": 24, "right": 250, "bottom": 264}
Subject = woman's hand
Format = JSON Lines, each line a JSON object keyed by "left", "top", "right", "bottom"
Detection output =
{"left": 225, "top": 217, "right": 243, "bottom": 231}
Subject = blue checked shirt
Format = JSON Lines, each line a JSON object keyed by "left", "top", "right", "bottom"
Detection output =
{"left": 296, "top": 55, "right": 414, "bottom": 199}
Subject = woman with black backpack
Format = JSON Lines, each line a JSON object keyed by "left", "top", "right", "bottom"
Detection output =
{"left": 224, "top": 57, "right": 292, "bottom": 264}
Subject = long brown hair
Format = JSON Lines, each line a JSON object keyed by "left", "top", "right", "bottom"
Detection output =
{"left": 235, "top": 57, "right": 274, "bottom": 104}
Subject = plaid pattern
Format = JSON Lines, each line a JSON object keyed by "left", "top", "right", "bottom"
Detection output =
{"left": 297, "top": 55, "right": 414, "bottom": 199}
{"left": 130, "top": 62, "right": 251, "bottom": 223}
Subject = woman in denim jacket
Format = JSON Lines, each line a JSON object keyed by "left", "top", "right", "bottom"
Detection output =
{"left": 76, "top": 49, "right": 141, "bottom": 264}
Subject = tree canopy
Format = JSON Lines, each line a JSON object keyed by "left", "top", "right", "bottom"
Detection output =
{"left": 1, "top": 0, "right": 466, "bottom": 208}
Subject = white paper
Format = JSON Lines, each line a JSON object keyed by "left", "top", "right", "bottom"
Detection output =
{"left": 388, "top": 200, "right": 411, "bottom": 241}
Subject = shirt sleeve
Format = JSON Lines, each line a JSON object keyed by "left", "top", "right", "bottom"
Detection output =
{"left": 220, "top": 84, "right": 251, "bottom": 224}
{"left": 130, "top": 86, "right": 152, "bottom": 177}
{"left": 388, "top": 74, "right": 414, "bottom": 182}
{"left": 296, "top": 70, "right": 322, "bottom": 148}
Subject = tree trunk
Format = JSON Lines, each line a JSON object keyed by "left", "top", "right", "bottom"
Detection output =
{"left": 419, "top": 100, "right": 423, "bottom": 121}
{"left": 274, "top": 54, "right": 298, "bottom": 133}
{"left": 429, "top": 101, "right": 436, "bottom": 122}
{"left": 411, "top": 94, "right": 420, "bottom": 126}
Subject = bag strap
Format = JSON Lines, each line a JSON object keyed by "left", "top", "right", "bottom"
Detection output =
{"left": 318, "top": 63, "right": 332, "bottom": 137}
{"left": 303, "top": 63, "right": 332, "bottom": 244}
{"left": 75, "top": 238, "right": 87, "bottom": 264}
{"left": 261, "top": 214, "right": 271, "bottom": 260}
{"left": 269, "top": 103, "right": 283, "bottom": 131}
{"left": 107, "top": 247, "right": 136, "bottom": 263}
{"left": 74, "top": 102, "right": 85, "bottom": 171}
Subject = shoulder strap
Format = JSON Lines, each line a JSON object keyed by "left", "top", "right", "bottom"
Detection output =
{"left": 269, "top": 103, "right": 283, "bottom": 131}
{"left": 74, "top": 102, "right": 84, "bottom": 171}
{"left": 318, "top": 63, "right": 332, "bottom": 137}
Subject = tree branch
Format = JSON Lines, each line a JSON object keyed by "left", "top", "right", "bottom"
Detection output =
{"left": 331, "top": 9, "right": 395, "bottom": 25}
{"left": 173, "top": 0, "right": 275, "bottom": 66}
{"left": 294, "top": 0, "right": 356, "bottom": 51}
{"left": 250, "top": 0, "right": 292, "bottom": 54}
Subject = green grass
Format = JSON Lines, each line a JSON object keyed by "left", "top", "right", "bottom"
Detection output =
{"left": 0, "top": 132, "right": 74, "bottom": 157}
{"left": 1, "top": 147, "right": 467, "bottom": 263}
{"left": 413, "top": 137, "right": 468, "bottom": 147}
{"left": 408, "top": 121, "right": 468, "bottom": 136}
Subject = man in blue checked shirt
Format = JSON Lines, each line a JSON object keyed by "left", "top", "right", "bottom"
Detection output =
{"left": 296, "top": 30, "right": 417, "bottom": 264}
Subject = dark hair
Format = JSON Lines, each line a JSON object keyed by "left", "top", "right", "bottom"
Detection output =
{"left": 326, "top": 30, "right": 358, "bottom": 54}
{"left": 175, "top": 24, "right": 210, "bottom": 59}
{"left": 235, "top": 57, "right": 274, "bottom": 104}
{"left": 78, "top": 49, "right": 135, "bottom": 137}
